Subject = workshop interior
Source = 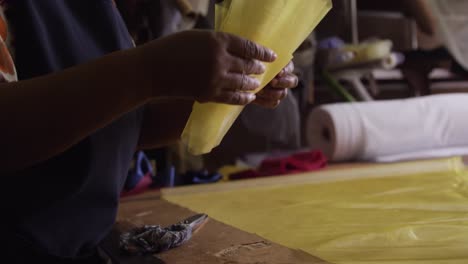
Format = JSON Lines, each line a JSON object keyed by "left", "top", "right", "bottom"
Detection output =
{"left": 3, "top": 0, "right": 468, "bottom": 263}
{"left": 125, "top": 0, "right": 468, "bottom": 186}
{"left": 114, "top": 1, "right": 468, "bottom": 263}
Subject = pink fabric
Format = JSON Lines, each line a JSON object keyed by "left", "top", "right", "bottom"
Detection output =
{"left": 230, "top": 150, "right": 327, "bottom": 180}
{"left": 121, "top": 173, "right": 154, "bottom": 198}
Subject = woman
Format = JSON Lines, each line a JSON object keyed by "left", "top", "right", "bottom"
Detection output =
{"left": 0, "top": 0, "right": 298, "bottom": 262}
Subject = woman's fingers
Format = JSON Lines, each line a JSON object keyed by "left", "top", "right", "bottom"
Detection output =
{"left": 224, "top": 33, "right": 277, "bottom": 62}
{"left": 257, "top": 88, "right": 288, "bottom": 101}
{"left": 270, "top": 73, "right": 299, "bottom": 89}
{"left": 229, "top": 57, "right": 266, "bottom": 75}
{"left": 214, "top": 91, "right": 257, "bottom": 105}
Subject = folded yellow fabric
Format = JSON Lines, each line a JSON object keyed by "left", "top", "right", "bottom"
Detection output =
{"left": 182, "top": 0, "right": 332, "bottom": 155}
{"left": 165, "top": 158, "right": 468, "bottom": 264}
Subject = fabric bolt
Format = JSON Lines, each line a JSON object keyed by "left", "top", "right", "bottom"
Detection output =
{"left": 307, "top": 94, "right": 468, "bottom": 162}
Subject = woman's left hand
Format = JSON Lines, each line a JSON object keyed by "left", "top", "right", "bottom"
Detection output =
{"left": 253, "top": 61, "right": 298, "bottom": 108}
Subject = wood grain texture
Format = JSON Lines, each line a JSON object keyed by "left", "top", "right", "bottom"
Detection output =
{"left": 118, "top": 195, "right": 330, "bottom": 264}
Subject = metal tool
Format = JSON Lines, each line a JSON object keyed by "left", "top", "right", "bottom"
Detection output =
{"left": 120, "top": 214, "right": 209, "bottom": 256}
{"left": 181, "top": 213, "right": 209, "bottom": 231}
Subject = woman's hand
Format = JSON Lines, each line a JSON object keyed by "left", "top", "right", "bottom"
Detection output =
{"left": 139, "top": 30, "right": 277, "bottom": 105}
{"left": 253, "top": 61, "right": 298, "bottom": 108}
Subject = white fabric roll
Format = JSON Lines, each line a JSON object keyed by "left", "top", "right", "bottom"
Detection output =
{"left": 307, "top": 94, "right": 468, "bottom": 162}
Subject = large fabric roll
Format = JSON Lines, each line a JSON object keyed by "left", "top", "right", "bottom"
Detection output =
{"left": 307, "top": 94, "right": 468, "bottom": 162}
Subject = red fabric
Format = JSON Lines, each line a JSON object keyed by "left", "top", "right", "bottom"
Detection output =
{"left": 230, "top": 151, "right": 327, "bottom": 180}
{"left": 120, "top": 172, "right": 153, "bottom": 198}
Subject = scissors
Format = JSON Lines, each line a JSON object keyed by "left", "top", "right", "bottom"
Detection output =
{"left": 120, "top": 214, "right": 209, "bottom": 255}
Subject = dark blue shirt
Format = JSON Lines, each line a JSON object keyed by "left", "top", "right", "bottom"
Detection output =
{"left": 5, "top": 0, "right": 143, "bottom": 257}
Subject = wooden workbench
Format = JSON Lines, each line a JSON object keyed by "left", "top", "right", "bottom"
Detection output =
{"left": 115, "top": 162, "right": 404, "bottom": 263}
{"left": 116, "top": 157, "right": 468, "bottom": 264}
{"left": 117, "top": 191, "right": 330, "bottom": 264}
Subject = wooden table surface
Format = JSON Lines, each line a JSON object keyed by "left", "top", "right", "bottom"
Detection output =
{"left": 116, "top": 158, "right": 466, "bottom": 263}
{"left": 115, "top": 162, "right": 382, "bottom": 263}
{"left": 117, "top": 192, "right": 330, "bottom": 264}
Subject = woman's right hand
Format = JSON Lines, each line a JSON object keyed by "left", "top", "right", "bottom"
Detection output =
{"left": 137, "top": 30, "right": 277, "bottom": 105}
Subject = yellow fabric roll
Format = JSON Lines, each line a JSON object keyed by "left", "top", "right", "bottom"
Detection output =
{"left": 165, "top": 158, "right": 468, "bottom": 264}
{"left": 182, "top": 0, "right": 332, "bottom": 155}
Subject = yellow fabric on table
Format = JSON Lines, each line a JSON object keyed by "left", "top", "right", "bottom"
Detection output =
{"left": 182, "top": 0, "right": 332, "bottom": 155}
{"left": 164, "top": 158, "right": 468, "bottom": 264}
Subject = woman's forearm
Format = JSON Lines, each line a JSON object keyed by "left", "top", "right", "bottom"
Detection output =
{"left": 138, "top": 99, "right": 193, "bottom": 150}
{"left": 0, "top": 29, "right": 280, "bottom": 173}
{"left": 0, "top": 48, "right": 150, "bottom": 173}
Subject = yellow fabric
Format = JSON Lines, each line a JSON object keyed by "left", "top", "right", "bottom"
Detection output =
{"left": 340, "top": 40, "right": 393, "bottom": 67}
{"left": 165, "top": 158, "right": 468, "bottom": 264}
{"left": 182, "top": 0, "right": 332, "bottom": 155}
{"left": 218, "top": 164, "right": 250, "bottom": 181}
